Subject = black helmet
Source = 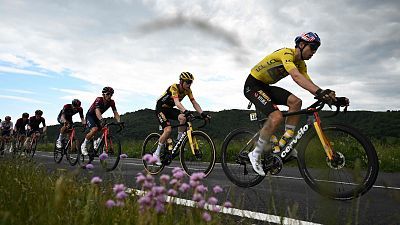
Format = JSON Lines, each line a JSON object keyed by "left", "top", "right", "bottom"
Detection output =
{"left": 72, "top": 99, "right": 81, "bottom": 107}
{"left": 22, "top": 112, "right": 29, "bottom": 118}
{"left": 179, "top": 72, "right": 194, "bottom": 81}
{"left": 102, "top": 86, "right": 114, "bottom": 95}
{"left": 5, "top": 116, "right": 11, "bottom": 121}
{"left": 35, "top": 110, "right": 43, "bottom": 116}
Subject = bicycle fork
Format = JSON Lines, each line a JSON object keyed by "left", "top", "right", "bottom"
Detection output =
{"left": 186, "top": 122, "right": 199, "bottom": 156}
{"left": 312, "top": 112, "right": 334, "bottom": 161}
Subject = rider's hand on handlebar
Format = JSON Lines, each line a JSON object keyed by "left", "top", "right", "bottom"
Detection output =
{"left": 183, "top": 110, "right": 194, "bottom": 119}
{"left": 316, "top": 88, "right": 337, "bottom": 104}
{"left": 201, "top": 112, "right": 211, "bottom": 121}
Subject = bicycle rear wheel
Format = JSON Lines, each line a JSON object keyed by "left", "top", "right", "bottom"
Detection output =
{"left": 180, "top": 131, "right": 216, "bottom": 177}
{"left": 221, "top": 128, "right": 264, "bottom": 187}
{"left": 98, "top": 135, "right": 121, "bottom": 172}
{"left": 142, "top": 133, "right": 164, "bottom": 175}
{"left": 298, "top": 123, "right": 379, "bottom": 200}
{"left": 67, "top": 138, "right": 80, "bottom": 166}
{"left": 27, "top": 138, "right": 37, "bottom": 158}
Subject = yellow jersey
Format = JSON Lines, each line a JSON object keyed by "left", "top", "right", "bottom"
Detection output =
{"left": 157, "top": 83, "right": 194, "bottom": 108}
{"left": 250, "top": 48, "right": 311, "bottom": 84}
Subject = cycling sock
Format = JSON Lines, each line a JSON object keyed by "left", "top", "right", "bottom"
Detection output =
{"left": 285, "top": 124, "right": 296, "bottom": 131}
{"left": 253, "top": 137, "right": 268, "bottom": 157}
{"left": 177, "top": 132, "right": 184, "bottom": 141}
{"left": 57, "top": 133, "right": 65, "bottom": 141}
{"left": 279, "top": 129, "right": 294, "bottom": 148}
{"left": 155, "top": 142, "right": 165, "bottom": 156}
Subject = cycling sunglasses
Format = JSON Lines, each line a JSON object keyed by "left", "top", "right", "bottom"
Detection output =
{"left": 185, "top": 80, "right": 193, "bottom": 84}
{"left": 103, "top": 93, "right": 113, "bottom": 96}
{"left": 309, "top": 43, "right": 320, "bottom": 51}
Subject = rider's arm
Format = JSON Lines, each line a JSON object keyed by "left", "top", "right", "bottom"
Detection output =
{"left": 95, "top": 108, "right": 103, "bottom": 120}
{"left": 113, "top": 111, "right": 121, "bottom": 122}
{"left": 42, "top": 119, "right": 47, "bottom": 133}
{"left": 191, "top": 99, "right": 204, "bottom": 114}
{"left": 173, "top": 98, "right": 187, "bottom": 113}
{"left": 288, "top": 68, "right": 320, "bottom": 95}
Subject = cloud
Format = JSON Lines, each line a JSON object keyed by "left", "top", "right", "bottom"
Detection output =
{"left": 0, "top": 65, "right": 51, "bottom": 77}
{"left": 0, "top": 94, "right": 49, "bottom": 104}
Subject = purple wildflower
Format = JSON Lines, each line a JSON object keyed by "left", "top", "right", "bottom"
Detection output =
{"left": 142, "top": 154, "right": 152, "bottom": 163}
{"left": 178, "top": 183, "right": 190, "bottom": 193}
{"left": 136, "top": 173, "right": 146, "bottom": 184}
{"left": 208, "top": 197, "right": 218, "bottom": 205}
{"left": 197, "top": 199, "right": 206, "bottom": 208}
{"left": 173, "top": 170, "right": 185, "bottom": 179}
{"left": 116, "top": 201, "right": 125, "bottom": 207}
{"left": 113, "top": 184, "right": 126, "bottom": 194}
{"left": 189, "top": 180, "right": 199, "bottom": 187}
{"left": 138, "top": 195, "right": 151, "bottom": 207}
{"left": 99, "top": 152, "right": 108, "bottom": 161}
{"left": 105, "top": 199, "right": 116, "bottom": 208}
{"left": 202, "top": 212, "right": 212, "bottom": 222}
{"left": 152, "top": 186, "right": 166, "bottom": 195}
{"left": 116, "top": 191, "right": 128, "bottom": 200}
{"left": 190, "top": 172, "right": 205, "bottom": 181}
{"left": 169, "top": 178, "right": 178, "bottom": 186}
{"left": 212, "top": 205, "right": 221, "bottom": 212}
{"left": 167, "top": 189, "right": 178, "bottom": 196}
{"left": 213, "top": 185, "right": 223, "bottom": 194}
{"left": 192, "top": 193, "right": 203, "bottom": 202}
{"left": 90, "top": 176, "right": 102, "bottom": 184}
{"left": 160, "top": 174, "right": 170, "bottom": 184}
{"left": 85, "top": 163, "right": 94, "bottom": 169}
{"left": 155, "top": 201, "right": 165, "bottom": 213}
{"left": 223, "top": 201, "right": 232, "bottom": 208}
{"left": 196, "top": 184, "right": 208, "bottom": 193}
{"left": 172, "top": 167, "right": 183, "bottom": 174}
{"left": 120, "top": 153, "right": 128, "bottom": 159}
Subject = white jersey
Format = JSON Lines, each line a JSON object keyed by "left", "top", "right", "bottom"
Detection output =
{"left": 0, "top": 121, "right": 13, "bottom": 130}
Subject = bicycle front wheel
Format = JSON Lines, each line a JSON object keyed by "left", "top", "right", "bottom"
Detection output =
{"left": 67, "top": 138, "right": 80, "bottom": 166}
{"left": 28, "top": 138, "right": 37, "bottom": 158}
{"left": 99, "top": 135, "right": 121, "bottom": 172}
{"left": 221, "top": 128, "right": 265, "bottom": 187}
{"left": 298, "top": 123, "right": 379, "bottom": 200}
{"left": 142, "top": 133, "right": 164, "bottom": 175}
{"left": 180, "top": 131, "right": 216, "bottom": 177}
{"left": 53, "top": 138, "right": 63, "bottom": 163}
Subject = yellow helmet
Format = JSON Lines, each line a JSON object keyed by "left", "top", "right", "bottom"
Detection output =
{"left": 179, "top": 72, "right": 194, "bottom": 81}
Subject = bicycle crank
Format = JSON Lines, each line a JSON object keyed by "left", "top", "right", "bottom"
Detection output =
{"left": 263, "top": 154, "right": 283, "bottom": 175}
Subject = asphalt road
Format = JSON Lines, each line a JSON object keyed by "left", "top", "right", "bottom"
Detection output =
{"left": 26, "top": 151, "right": 400, "bottom": 225}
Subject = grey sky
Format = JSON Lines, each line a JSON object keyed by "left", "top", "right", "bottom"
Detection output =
{"left": 1, "top": 0, "right": 399, "bottom": 124}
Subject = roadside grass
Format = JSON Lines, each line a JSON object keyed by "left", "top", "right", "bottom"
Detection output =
{"left": 0, "top": 158, "right": 246, "bottom": 225}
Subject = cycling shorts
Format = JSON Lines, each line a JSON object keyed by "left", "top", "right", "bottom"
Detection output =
{"left": 86, "top": 113, "right": 101, "bottom": 129}
{"left": 155, "top": 107, "right": 181, "bottom": 129}
{"left": 244, "top": 74, "right": 292, "bottom": 116}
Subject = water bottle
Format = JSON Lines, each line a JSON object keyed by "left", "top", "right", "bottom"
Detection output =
{"left": 167, "top": 138, "right": 173, "bottom": 151}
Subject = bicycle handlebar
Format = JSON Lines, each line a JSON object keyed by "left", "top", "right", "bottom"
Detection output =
{"left": 105, "top": 122, "right": 125, "bottom": 133}
{"left": 170, "top": 115, "right": 209, "bottom": 129}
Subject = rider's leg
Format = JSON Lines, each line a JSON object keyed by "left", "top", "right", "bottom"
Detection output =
{"left": 177, "top": 114, "right": 187, "bottom": 140}
{"left": 56, "top": 123, "right": 68, "bottom": 148}
{"left": 276, "top": 95, "right": 302, "bottom": 152}
{"left": 81, "top": 127, "right": 98, "bottom": 155}
{"left": 155, "top": 126, "right": 172, "bottom": 156}
{"left": 253, "top": 110, "right": 283, "bottom": 157}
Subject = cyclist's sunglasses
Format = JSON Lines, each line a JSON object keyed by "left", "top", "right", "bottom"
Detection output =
{"left": 309, "top": 43, "right": 320, "bottom": 51}
{"left": 103, "top": 92, "right": 113, "bottom": 96}
{"left": 185, "top": 80, "right": 193, "bottom": 84}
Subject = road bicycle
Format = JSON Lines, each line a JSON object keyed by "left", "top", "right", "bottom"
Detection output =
{"left": 0, "top": 135, "right": 14, "bottom": 157}
{"left": 53, "top": 124, "right": 85, "bottom": 166}
{"left": 12, "top": 132, "right": 26, "bottom": 158}
{"left": 20, "top": 130, "right": 43, "bottom": 158}
{"left": 142, "top": 115, "right": 216, "bottom": 177}
{"left": 80, "top": 122, "right": 124, "bottom": 172}
{"left": 221, "top": 97, "right": 379, "bottom": 200}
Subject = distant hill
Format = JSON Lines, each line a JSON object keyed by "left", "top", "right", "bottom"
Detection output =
{"left": 46, "top": 109, "right": 400, "bottom": 143}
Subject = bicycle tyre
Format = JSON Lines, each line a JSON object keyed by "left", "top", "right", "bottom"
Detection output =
{"left": 142, "top": 133, "right": 164, "bottom": 175}
{"left": 180, "top": 130, "right": 216, "bottom": 177}
{"left": 298, "top": 123, "right": 379, "bottom": 200}
{"left": 98, "top": 135, "right": 121, "bottom": 172}
{"left": 29, "top": 138, "right": 37, "bottom": 158}
{"left": 67, "top": 138, "right": 80, "bottom": 166}
{"left": 53, "top": 138, "right": 63, "bottom": 163}
{"left": 221, "top": 128, "right": 265, "bottom": 187}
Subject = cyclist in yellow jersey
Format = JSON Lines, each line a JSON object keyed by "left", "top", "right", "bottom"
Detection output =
{"left": 244, "top": 32, "right": 337, "bottom": 176}
{"left": 153, "top": 72, "right": 210, "bottom": 165}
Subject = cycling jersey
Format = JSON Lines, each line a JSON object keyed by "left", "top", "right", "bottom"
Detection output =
{"left": 29, "top": 116, "right": 46, "bottom": 131}
{"left": 0, "top": 121, "right": 13, "bottom": 130}
{"left": 15, "top": 118, "right": 29, "bottom": 132}
{"left": 1, "top": 121, "right": 14, "bottom": 136}
{"left": 87, "top": 97, "right": 117, "bottom": 115}
{"left": 156, "top": 83, "right": 194, "bottom": 109}
{"left": 250, "top": 48, "right": 311, "bottom": 84}
{"left": 57, "top": 104, "right": 84, "bottom": 123}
